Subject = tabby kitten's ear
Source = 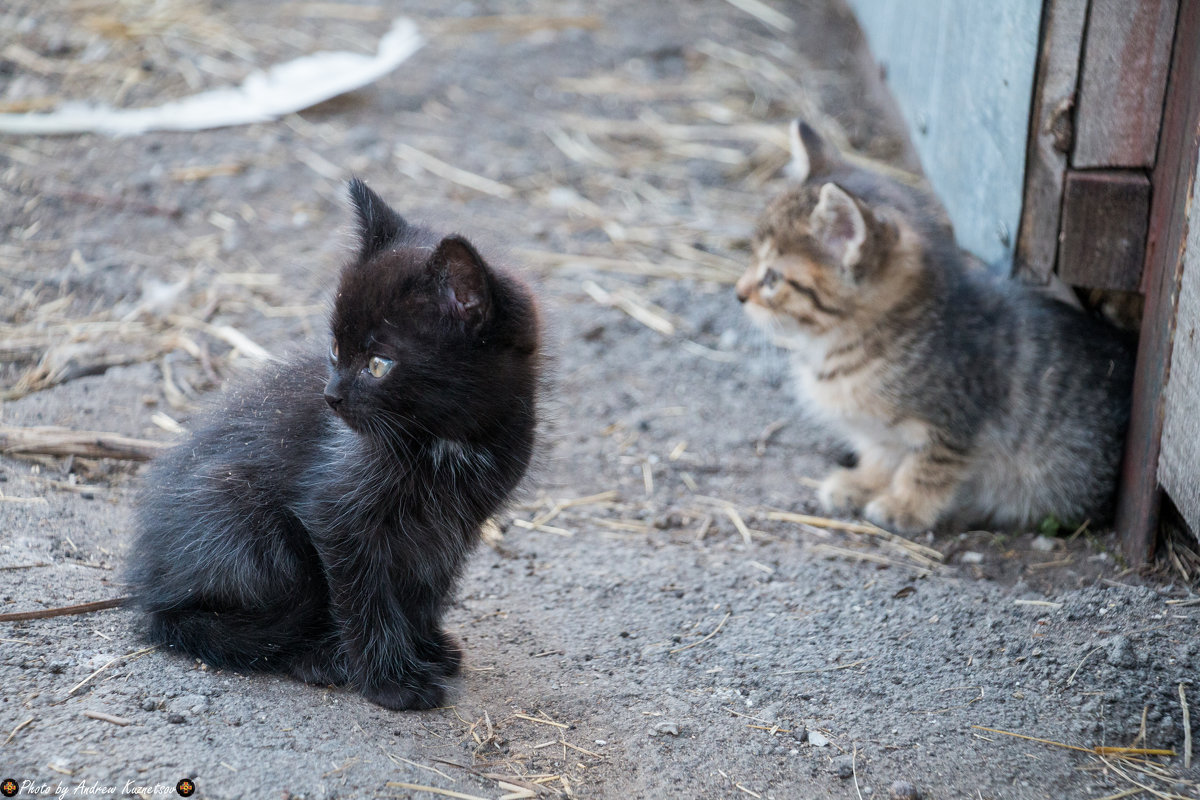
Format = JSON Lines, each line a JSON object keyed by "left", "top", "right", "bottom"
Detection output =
{"left": 811, "top": 183, "right": 869, "bottom": 277}
{"left": 348, "top": 178, "right": 407, "bottom": 262}
{"left": 430, "top": 235, "right": 491, "bottom": 327}
{"left": 788, "top": 120, "right": 838, "bottom": 183}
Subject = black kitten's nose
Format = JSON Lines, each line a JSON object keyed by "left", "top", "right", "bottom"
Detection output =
{"left": 324, "top": 383, "right": 344, "bottom": 410}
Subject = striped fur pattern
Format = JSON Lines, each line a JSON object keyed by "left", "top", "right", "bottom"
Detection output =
{"left": 129, "top": 180, "right": 539, "bottom": 709}
{"left": 737, "top": 121, "right": 1134, "bottom": 533}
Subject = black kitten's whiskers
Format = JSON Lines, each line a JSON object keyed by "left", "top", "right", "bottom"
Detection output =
{"left": 128, "top": 179, "right": 540, "bottom": 710}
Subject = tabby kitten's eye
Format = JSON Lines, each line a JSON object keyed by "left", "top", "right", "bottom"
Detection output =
{"left": 367, "top": 355, "right": 393, "bottom": 379}
{"left": 330, "top": 339, "right": 339, "bottom": 364}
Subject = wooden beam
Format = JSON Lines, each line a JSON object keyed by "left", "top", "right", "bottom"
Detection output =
{"left": 1014, "top": 0, "right": 1087, "bottom": 283}
{"left": 1073, "top": 0, "right": 1176, "bottom": 168}
{"left": 1057, "top": 170, "right": 1150, "bottom": 291}
{"left": 1115, "top": 0, "right": 1200, "bottom": 563}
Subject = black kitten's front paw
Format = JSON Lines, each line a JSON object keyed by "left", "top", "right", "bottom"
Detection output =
{"left": 361, "top": 675, "right": 446, "bottom": 711}
{"left": 411, "top": 629, "right": 463, "bottom": 677}
{"left": 431, "top": 630, "right": 463, "bottom": 677}
{"left": 290, "top": 651, "right": 348, "bottom": 686}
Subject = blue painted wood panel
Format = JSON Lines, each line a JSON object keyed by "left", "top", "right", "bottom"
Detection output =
{"left": 845, "top": 0, "right": 1042, "bottom": 273}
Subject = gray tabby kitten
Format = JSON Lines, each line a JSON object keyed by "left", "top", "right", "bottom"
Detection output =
{"left": 736, "top": 120, "right": 1134, "bottom": 534}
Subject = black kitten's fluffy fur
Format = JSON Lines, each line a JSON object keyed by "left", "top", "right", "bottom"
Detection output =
{"left": 128, "top": 179, "right": 539, "bottom": 710}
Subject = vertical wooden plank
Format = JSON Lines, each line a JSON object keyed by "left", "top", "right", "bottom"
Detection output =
{"left": 846, "top": 0, "right": 1041, "bottom": 271}
{"left": 1057, "top": 170, "right": 1150, "bottom": 291}
{"left": 1014, "top": 0, "right": 1087, "bottom": 283}
{"left": 1073, "top": 0, "right": 1177, "bottom": 168}
{"left": 1115, "top": 0, "right": 1200, "bottom": 563}
{"left": 1158, "top": 152, "right": 1200, "bottom": 541}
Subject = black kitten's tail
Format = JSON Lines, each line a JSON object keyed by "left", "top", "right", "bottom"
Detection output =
{"left": 143, "top": 605, "right": 334, "bottom": 677}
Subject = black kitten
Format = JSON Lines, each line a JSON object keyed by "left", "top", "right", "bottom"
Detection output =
{"left": 128, "top": 179, "right": 539, "bottom": 710}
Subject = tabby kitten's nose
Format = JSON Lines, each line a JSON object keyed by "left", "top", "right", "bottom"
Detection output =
{"left": 735, "top": 272, "right": 753, "bottom": 303}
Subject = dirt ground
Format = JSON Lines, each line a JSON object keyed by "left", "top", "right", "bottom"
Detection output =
{"left": 1, "top": 1, "right": 1198, "bottom": 798}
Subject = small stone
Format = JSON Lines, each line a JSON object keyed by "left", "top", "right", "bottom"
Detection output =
{"left": 1031, "top": 535, "right": 1057, "bottom": 552}
{"left": 167, "top": 712, "right": 186, "bottom": 724}
{"left": 141, "top": 698, "right": 158, "bottom": 712}
{"left": 651, "top": 721, "right": 680, "bottom": 737}
{"left": 960, "top": 551, "right": 984, "bottom": 564}
{"left": 832, "top": 755, "right": 854, "bottom": 779}
{"left": 169, "top": 693, "right": 208, "bottom": 716}
{"left": 806, "top": 730, "right": 830, "bottom": 747}
{"left": 1105, "top": 635, "right": 1137, "bottom": 668}
{"left": 47, "top": 659, "right": 69, "bottom": 674}
{"left": 653, "top": 512, "right": 683, "bottom": 530}
{"left": 889, "top": 780, "right": 921, "bottom": 800}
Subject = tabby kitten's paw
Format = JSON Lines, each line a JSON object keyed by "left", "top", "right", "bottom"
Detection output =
{"left": 862, "top": 493, "right": 939, "bottom": 534}
{"left": 817, "top": 468, "right": 874, "bottom": 514}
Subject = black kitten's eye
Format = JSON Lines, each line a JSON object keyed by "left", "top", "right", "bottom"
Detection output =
{"left": 367, "top": 355, "right": 393, "bottom": 379}
{"left": 330, "top": 338, "right": 339, "bottom": 364}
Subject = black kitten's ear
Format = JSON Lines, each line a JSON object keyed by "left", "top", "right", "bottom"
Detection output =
{"left": 348, "top": 178, "right": 406, "bottom": 261}
{"left": 811, "top": 183, "right": 869, "bottom": 277}
{"left": 430, "top": 235, "right": 491, "bottom": 325}
{"left": 788, "top": 119, "right": 839, "bottom": 183}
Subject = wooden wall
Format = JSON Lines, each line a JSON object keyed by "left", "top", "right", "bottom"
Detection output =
{"left": 1117, "top": 0, "right": 1200, "bottom": 556}
{"left": 845, "top": 0, "right": 1042, "bottom": 273}
{"left": 1158, "top": 155, "right": 1200, "bottom": 537}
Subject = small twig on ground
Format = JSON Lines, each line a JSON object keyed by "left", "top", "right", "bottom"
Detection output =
{"left": 1013, "top": 599, "right": 1063, "bottom": 610}
{"left": 511, "top": 518, "right": 573, "bottom": 536}
{"left": 1180, "top": 684, "right": 1192, "bottom": 770}
{"left": 582, "top": 279, "right": 676, "bottom": 336}
{"left": 778, "top": 659, "right": 870, "bottom": 676}
{"left": 812, "top": 543, "right": 931, "bottom": 574}
{"left": 723, "top": 506, "right": 753, "bottom": 547}
{"left": 852, "top": 743, "right": 863, "bottom": 800}
{"left": 0, "top": 425, "right": 168, "bottom": 462}
{"left": 384, "top": 782, "right": 489, "bottom": 800}
{"left": 670, "top": 611, "right": 731, "bottom": 654}
{"left": 970, "top": 725, "right": 1094, "bottom": 754}
{"left": 971, "top": 725, "right": 1174, "bottom": 757}
{"left": 1066, "top": 647, "right": 1104, "bottom": 687}
{"left": 395, "top": 143, "right": 515, "bottom": 198}
{"left": 765, "top": 510, "right": 944, "bottom": 565}
{"left": 82, "top": 710, "right": 132, "bottom": 726}
{"left": 754, "top": 418, "right": 787, "bottom": 456}
{"left": 512, "top": 713, "right": 568, "bottom": 729}
{"left": 380, "top": 747, "right": 454, "bottom": 782}
{"left": 0, "top": 597, "right": 128, "bottom": 623}
{"left": 720, "top": 0, "right": 795, "bottom": 32}
{"left": 4, "top": 716, "right": 34, "bottom": 745}
{"left": 67, "top": 645, "right": 157, "bottom": 698}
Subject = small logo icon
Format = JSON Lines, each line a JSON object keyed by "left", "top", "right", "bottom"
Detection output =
{"left": 1, "top": 779, "right": 17, "bottom": 798}
{"left": 176, "top": 779, "right": 195, "bottom": 797}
